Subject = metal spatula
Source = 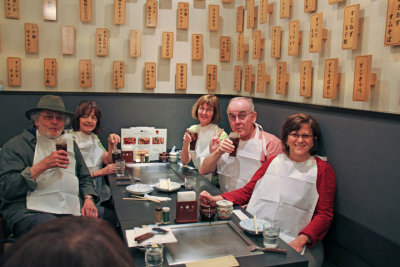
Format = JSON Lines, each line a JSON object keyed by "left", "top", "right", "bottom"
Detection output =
{"left": 246, "top": 245, "right": 288, "bottom": 254}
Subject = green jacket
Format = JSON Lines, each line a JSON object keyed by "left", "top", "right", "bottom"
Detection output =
{"left": 0, "top": 129, "right": 98, "bottom": 234}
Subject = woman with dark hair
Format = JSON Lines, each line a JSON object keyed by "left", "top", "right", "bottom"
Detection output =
{"left": 200, "top": 113, "right": 336, "bottom": 267}
{"left": 180, "top": 95, "right": 228, "bottom": 183}
{"left": 0, "top": 216, "right": 135, "bottom": 267}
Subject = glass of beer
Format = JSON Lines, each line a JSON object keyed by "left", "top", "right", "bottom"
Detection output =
{"left": 112, "top": 149, "right": 121, "bottom": 163}
{"left": 189, "top": 131, "right": 198, "bottom": 151}
{"left": 228, "top": 132, "right": 240, "bottom": 157}
{"left": 55, "top": 136, "right": 67, "bottom": 151}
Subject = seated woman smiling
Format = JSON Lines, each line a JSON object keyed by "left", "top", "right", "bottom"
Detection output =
{"left": 200, "top": 113, "right": 336, "bottom": 267}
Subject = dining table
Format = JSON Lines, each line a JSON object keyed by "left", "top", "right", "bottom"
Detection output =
{"left": 109, "top": 162, "right": 308, "bottom": 267}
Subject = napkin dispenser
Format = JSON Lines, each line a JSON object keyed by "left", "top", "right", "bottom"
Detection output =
{"left": 175, "top": 191, "right": 198, "bottom": 223}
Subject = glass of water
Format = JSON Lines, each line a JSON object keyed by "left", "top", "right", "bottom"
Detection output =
{"left": 263, "top": 223, "right": 280, "bottom": 248}
{"left": 145, "top": 244, "right": 163, "bottom": 267}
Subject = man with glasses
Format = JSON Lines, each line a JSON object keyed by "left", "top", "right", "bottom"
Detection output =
{"left": 0, "top": 95, "right": 99, "bottom": 237}
{"left": 200, "top": 97, "right": 282, "bottom": 193}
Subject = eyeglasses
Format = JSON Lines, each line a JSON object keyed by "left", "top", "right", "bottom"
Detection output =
{"left": 40, "top": 113, "right": 65, "bottom": 122}
{"left": 228, "top": 112, "right": 253, "bottom": 121}
{"left": 198, "top": 107, "right": 213, "bottom": 113}
{"left": 288, "top": 133, "right": 313, "bottom": 140}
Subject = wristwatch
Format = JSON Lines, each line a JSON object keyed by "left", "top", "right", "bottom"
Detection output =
{"left": 84, "top": 195, "right": 93, "bottom": 201}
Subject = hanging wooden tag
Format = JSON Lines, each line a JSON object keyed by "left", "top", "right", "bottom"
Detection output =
{"left": 5, "top": 0, "right": 19, "bottom": 19}
{"left": 237, "top": 33, "right": 249, "bottom": 61}
{"left": 175, "top": 63, "right": 187, "bottom": 90}
{"left": 385, "top": 0, "right": 400, "bottom": 46}
{"left": 113, "top": 61, "right": 125, "bottom": 89}
{"left": 79, "top": 60, "right": 91, "bottom": 88}
{"left": 246, "top": 0, "right": 256, "bottom": 29}
{"left": 177, "top": 2, "right": 189, "bottom": 30}
{"left": 25, "top": 23, "right": 39, "bottom": 54}
{"left": 43, "top": 0, "right": 57, "bottom": 21}
{"left": 342, "top": 4, "right": 360, "bottom": 50}
{"left": 62, "top": 26, "right": 75, "bottom": 55}
{"left": 234, "top": 65, "right": 242, "bottom": 91}
{"left": 206, "top": 65, "right": 217, "bottom": 90}
{"left": 280, "top": 0, "right": 292, "bottom": 19}
{"left": 353, "top": 55, "right": 376, "bottom": 102}
{"left": 252, "top": 30, "right": 264, "bottom": 59}
{"left": 329, "top": 0, "right": 344, "bottom": 4}
{"left": 208, "top": 5, "right": 219, "bottom": 32}
{"left": 192, "top": 34, "right": 203, "bottom": 61}
{"left": 309, "top": 13, "right": 328, "bottom": 53}
{"left": 161, "top": 32, "right": 174, "bottom": 59}
{"left": 300, "top": 60, "right": 313, "bottom": 97}
{"left": 220, "top": 36, "right": 231, "bottom": 62}
{"left": 276, "top": 62, "right": 289, "bottom": 95}
{"left": 44, "top": 58, "right": 57, "bottom": 87}
{"left": 79, "top": 0, "right": 92, "bottom": 22}
{"left": 114, "top": 0, "right": 126, "bottom": 25}
{"left": 288, "top": 20, "right": 302, "bottom": 56}
{"left": 236, "top": 6, "right": 244, "bottom": 33}
{"left": 271, "top": 26, "right": 282, "bottom": 59}
{"left": 96, "top": 28, "right": 109, "bottom": 57}
{"left": 130, "top": 30, "right": 141, "bottom": 58}
{"left": 145, "top": 0, "right": 158, "bottom": 28}
{"left": 260, "top": 0, "right": 273, "bottom": 24}
{"left": 257, "top": 63, "right": 270, "bottom": 93}
{"left": 323, "top": 58, "right": 340, "bottom": 100}
{"left": 7, "top": 57, "right": 21, "bottom": 87}
{"left": 304, "top": 0, "right": 317, "bottom": 13}
{"left": 244, "top": 65, "right": 254, "bottom": 92}
{"left": 144, "top": 62, "right": 157, "bottom": 89}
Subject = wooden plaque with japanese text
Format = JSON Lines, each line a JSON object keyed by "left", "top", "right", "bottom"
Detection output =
{"left": 342, "top": 4, "right": 360, "bottom": 50}
{"left": 323, "top": 58, "right": 340, "bottom": 99}
{"left": 252, "top": 30, "right": 263, "bottom": 59}
{"left": 260, "top": 0, "right": 273, "bottom": 24}
{"left": 309, "top": 13, "right": 327, "bottom": 53}
{"left": 113, "top": 61, "right": 125, "bottom": 89}
{"left": 80, "top": 0, "right": 92, "bottom": 22}
{"left": 236, "top": 6, "right": 244, "bottom": 32}
{"left": 161, "top": 32, "right": 174, "bottom": 59}
{"left": 144, "top": 62, "right": 157, "bottom": 89}
{"left": 43, "top": 0, "right": 57, "bottom": 21}
{"left": 114, "top": 0, "right": 126, "bottom": 25}
{"left": 234, "top": 65, "right": 242, "bottom": 91}
{"left": 300, "top": 60, "right": 313, "bottom": 97}
{"left": 385, "top": 0, "right": 400, "bottom": 46}
{"left": 304, "top": 0, "right": 317, "bottom": 13}
{"left": 280, "top": 0, "right": 292, "bottom": 19}
{"left": 271, "top": 26, "right": 282, "bottom": 58}
{"left": 244, "top": 64, "right": 253, "bottom": 92}
{"left": 177, "top": 2, "right": 189, "bottom": 30}
{"left": 246, "top": 0, "right": 255, "bottom": 29}
{"left": 96, "top": 28, "right": 109, "bottom": 57}
{"left": 219, "top": 36, "right": 231, "bottom": 62}
{"left": 79, "top": 60, "right": 91, "bottom": 88}
{"left": 192, "top": 34, "right": 203, "bottom": 61}
{"left": 5, "top": 0, "right": 19, "bottom": 19}
{"left": 7, "top": 57, "right": 21, "bottom": 87}
{"left": 237, "top": 33, "right": 248, "bottom": 61}
{"left": 353, "top": 55, "right": 376, "bottom": 102}
{"left": 257, "top": 63, "right": 270, "bottom": 93}
{"left": 24, "top": 23, "right": 39, "bottom": 54}
{"left": 208, "top": 5, "right": 219, "bottom": 32}
{"left": 329, "top": 0, "right": 344, "bottom": 4}
{"left": 62, "top": 26, "right": 75, "bottom": 55}
{"left": 206, "top": 65, "right": 217, "bottom": 90}
{"left": 44, "top": 58, "right": 57, "bottom": 87}
{"left": 276, "top": 62, "right": 289, "bottom": 95}
{"left": 175, "top": 63, "right": 187, "bottom": 90}
{"left": 145, "top": 0, "right": 158, "bottom": 28}
{"left": 130, "top": 30, "right": 141, "bottom": 57}
{"left": 288, "top": 20, "right": 301, "bottom": 56}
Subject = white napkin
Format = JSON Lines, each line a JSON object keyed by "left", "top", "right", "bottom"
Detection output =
{"left": 126, "top": 226, "right": 177, "bottom": 247}
{"left": 144, "top": 193, "right": 171, "bottom": 202}
{"left": 232, "top": 209, "right": 249, "bottom": 221}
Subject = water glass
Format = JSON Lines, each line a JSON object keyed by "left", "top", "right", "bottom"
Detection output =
{"left": 184, "top": 176, "right": 196, "bottom": 190}
{"left": 116, "top": 159, "right": 125, "bottom": 177}
{"left": 263, "top": 223, "right": 280, "bottom": 248}
{"left": 145, "top": 244, "right": 163, "bottom": 267}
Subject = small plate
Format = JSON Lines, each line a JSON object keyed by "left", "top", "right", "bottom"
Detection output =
{"left": 239, "top": 218, "right": 269, "bottom": 235}
{"left": 126, "top": 184, "right": 154, "bottom": 195}
{"left": 154, "top": 181, "right": 181, "bottom": 192}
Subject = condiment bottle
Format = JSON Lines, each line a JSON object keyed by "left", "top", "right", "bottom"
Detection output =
{"left": 155, "top": 206, "right": 162, "bottom": 224}
{"left": 162, "top": 207, "right": 170, "bottom": 224}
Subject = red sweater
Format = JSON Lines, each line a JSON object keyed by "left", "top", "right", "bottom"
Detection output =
{"left": 222, "top": 155, "right": 336, "bottom": 246}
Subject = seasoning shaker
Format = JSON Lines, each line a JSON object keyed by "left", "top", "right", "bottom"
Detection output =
{"left": 162, "top": 207, "right": 170, "bottom": 224}
{"left": 155, "top": 206, "right": 162, "bottom": 224}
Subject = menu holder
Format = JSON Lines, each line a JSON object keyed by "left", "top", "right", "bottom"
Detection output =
{"left": 246, "top": 0, "right": 256, "bottom": 29}
{"left": 257, "top": 63, "right": 270, "bottom": 93}
{"left": 260, "top": 0, "right": 273, "bottom": 24}
{"left": 44, "top": 58, "right": 57, "bottom": 87}
{"left": 206, "top": 64, "right": 217, "bottom": 90}
{"left": 24, "top": 23, "right": 39, "bottom": 54}
{"left": 288, "top": 20, "right": 302, "bottom": 56}
{"left": 329, "top": 0, "right": 344, "bottom": 4}
{"left": 244, "top": 64, "right": 254, "bottom": 92}
{"left": 208, "top": 5, "right": 219, "bottom": 32}
{"left": 175, "top": 192, "right": 197, "bottom": 224}
{"left": 236, "top": 6, "right": 244, "bottom": 33}
{"left": 161, "top": 32, "right": 174, "bottom": 59}
{"left": 309, "top": 13, "right": 328, "bottom": 53}
{"left": 144, "top": 62, "right": 157, "bottom": 89}
{"left": 219, "top": 36, "right": 231, "bottom": 62}
{"left": 177, "top": 2, "right": 189, "bottom": 30}
{"left": 5, "top": 0, "right": 19, "bottom": 19}
{"left": 385, "top": 0, "right": 400, "bottom": 46}
{"left": 96, "top": 28, "right": 109, "bottom": 57}
{"left": 113, "top": 61, "right": 125, "bottom": 89}
{"left": 252, "top": 30, "right": 264, "bottom": 60}
{"left": 237, "top": 33, "right": 249, "bottom": 61}
{"left": 145, "top": 0, "right": 158, "bottom": 28}
{"left": 353, "top": 55, "right": 376, "bottom": 102}
{"left": 7, "top": 57, "right": 21, "bottom": 87}
{"left": 130, "top": 30, "right": 141, "bottom": 58}
{"left": 192, "top": 34, "right": 203, "bottom": 61}
{"left": 271, "top": 26, "right": 282, "bottom": 59}
{"left": 276, "top": 62, "right": 289, "bottom": 95}
{"left": 43, "top": 0, "right": 57, "bottom": 21}
{"left": 79, "top": 0, "right": 92, "bottom": 22}
{"left": 122, "top": 151, "right": 133, "bottom": 163}
{"left": 280, "top": 0, "right": 292, "bottom": 19}
{"left": 62, "top": 26, "right": 75, "bottom": 55}
{"left": 342, "top": 4, "right": 360, "bottom": 50}
{"left": 304, "top": 0, "right": 317, "bottom": 13}
{"left": 234, "top": 65, "right": 242, "bottom": 91}
{"left": 79, "top": 60, "right": 91, "bottom": 88}
{"left": 323, "top": 58, "right": 340, "bottom": 100}
{"left": 300, "top": 60, "right": 313, "bottom": 97}
{"left": 114, "top": 0, "right": 126, "bottom": 25}
{"left": 175, "top": 63, "right": 187, "bottom": 90}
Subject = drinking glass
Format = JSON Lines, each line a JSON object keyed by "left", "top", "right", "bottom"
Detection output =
{"left": 184, "top": 176, "right": 196, "bottom": 190}
{"left": 228, "top": 132, "right": 240, "bottom": 157}
{"left": 189, "top": 131, "right": 198, "bottom": 151}
{"left": 145, "top": 244, "right": 163, "bottom": 267}
{"left": 116, "top": 159, "right": 125, "bottom": 177}
{"left": 263, "top": 223, "right": 280, "bottom": 248}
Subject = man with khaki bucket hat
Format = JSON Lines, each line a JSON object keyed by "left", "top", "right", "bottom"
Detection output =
{"left": 0, "top": 95, "right": 100, "bottom": 237}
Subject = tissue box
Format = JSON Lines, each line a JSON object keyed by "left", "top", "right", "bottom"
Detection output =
{"left": 175, "top": 192, "right": 198, "bottom": 223}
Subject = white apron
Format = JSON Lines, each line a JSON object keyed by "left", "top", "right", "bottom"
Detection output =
{"left": 217, "top": 124, "right": 267, "bottom": 193}
{"left": 26, "top": 132, "right": 81, "bottom": 215}
{"left": 189, "top": 124, "right": 217, "bottom": 181}
{"left": 247, "top": 153, "right": 319, "bottom": 245}
{"left": 74, "top": 132, "right": 111, "bottom": 203}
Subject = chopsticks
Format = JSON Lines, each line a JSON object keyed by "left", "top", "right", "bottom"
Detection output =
{"left": 123, "top": 195, "right": 161, "bottom": 203}
{"left": 167, "top": 178, "right": 172, "bottom": 191}
{"left": 254, "top": 216, "right": 258, "bottom": 234}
